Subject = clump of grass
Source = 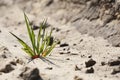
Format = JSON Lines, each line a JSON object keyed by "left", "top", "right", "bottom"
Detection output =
{"left": 10, "top": 13, "right": 57, "bottom": 62}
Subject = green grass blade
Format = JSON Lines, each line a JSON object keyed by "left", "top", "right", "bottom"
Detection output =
{"left": 10, "top": 32, "right": 34, "bottom": 56}
{"left": 37, "top": 22, "right": 43, "bottom": 54}
{"left": 39, "top": 42, "right": 45, "bottom": 54}
{"left": 49, "top": 28, "right": 53, "bottom": 38}
{"left": 31, "top": 28, "right": 36, "bottom": 54}
{"left": 30, "top": 25, "right": 36, "bottom": 54}
{"left": 43, "top": 28, "right": 53, "bottom": 54}
{"left": 22, "top": 48, "right": 33, "bottom": 57}
{"left": 24, "top": 13, "right": 36, "bottom": 54}
{"left": 39, "top": 20, "right": 47, "bottom": 54}
{"left": 38, "top": 32, "right": 48, "bottom": 55}
{"left": 46, "top": 28, "right": 53, "bottom": 47}
{"left": 44, "top": 42, "right": 57, "bottom": 57}
{"left": 42, "top": 20, "right": 47, "bottom": 42}
{"left": 39, "top": 41, "right": 46, "bottom": 55}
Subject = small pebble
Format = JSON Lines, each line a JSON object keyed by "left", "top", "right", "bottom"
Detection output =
{"left": 57, "top": 40, "right": 61, "bottom": 44}
{"left": 85, "top": 67, "right": 94, "bottom": 73}
{"left": 101, "top": 62, "right": 106, "bottom": 66}
{"left": 67, "top": 51, "right": 71, "bottom": 54}
{"left": 14, "top": 45, "right": 17, "bottom": 47}
{"left": 0, "top": 64, "right": 14, "bottom": 73}
{"left": 85, "top": 59, "right": 96, "bottom": 67}
{"left": 73, "top": 43, "right": 77, "bottom": 46}
{"left": 56, "top": 28, "right": 60, "bottom": 32}
{"left": 18, "top": 22, "right": 22, "bottom": 25}
{"left": 10, "top": 61, "right": 16, "bottom": 66}
{"left": 16, "top": 59, "right": 24, "bottom": 65}
{"left": 45, "top": 67, "right": 53, "bottom": 70}
{"left": 79, "top": 39, "right": 83, "bottom": 42}
{"left": 74, "top": 76, "right": 83, "bottom": 80}
{"left": 108, "top": 59, "right": 120, "bottom": 66}
{"left": 32, "top": 25, "right": 39, "bottom": 30}
{"left": 75, "top": 65, "right": 81, "bottom": 71}
{"left": 63, "top": 48, "right": 66, "bottom": 51}
{"left": 111, "top": 67, "right": 120, "bottom": 74}
{"left": 60, "top": 43, "right": 69, "bottom": 47}
{"left": 59, "top": 52, "right": 64, "bottom": 54}
{"left": 88, "top": 55, "right": 92, "bottom": 58}
{"left": 66, "top": 58, "right": 70, "bottom": 60}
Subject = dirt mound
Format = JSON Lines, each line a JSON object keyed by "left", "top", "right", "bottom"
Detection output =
{"left": 48, "top": 0, "right": 120, "bottom": 47}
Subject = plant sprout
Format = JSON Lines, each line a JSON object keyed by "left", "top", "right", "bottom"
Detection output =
{"left": 10, "top": 13, "right": 57, "bottom": 63}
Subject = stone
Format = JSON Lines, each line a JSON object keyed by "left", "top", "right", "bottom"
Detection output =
{"left": 0, "top": 64, "right": 14, "bottom": 73}
{"left": 60, "top": 43, "right": 69, "bottom": 47}
{"left": 20, "top": 68, "right": 43, "bottom": 80}
{"left": 85, "top": 59, "right": 96, "bottom": 67}
{"left": 111, "top": 67, "right": 120, "bottom": 75}
{"left": 75, "top": 65, "right": 81, "bottom": 71}
{"left": 108, "top": 59, "right": 120, "bottom": 66}
{"left": 85, "top": 67, "right": 94, "bottom": 73}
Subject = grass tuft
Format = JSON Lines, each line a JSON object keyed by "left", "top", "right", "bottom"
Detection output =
{"left": 10, "top": 13, "right": 57, "bottom": 62}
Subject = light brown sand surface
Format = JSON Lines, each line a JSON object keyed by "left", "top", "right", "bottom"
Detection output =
{"left": 0, "top": 0, "right": 120, "bottom": 80}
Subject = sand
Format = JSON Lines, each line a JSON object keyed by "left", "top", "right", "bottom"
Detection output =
{"left": 0, "top": 0, "right": 120, "bottom": 80}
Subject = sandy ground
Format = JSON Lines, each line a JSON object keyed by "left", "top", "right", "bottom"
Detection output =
{"left": 0, "top": 1, "right": 120, "bottom": 80}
